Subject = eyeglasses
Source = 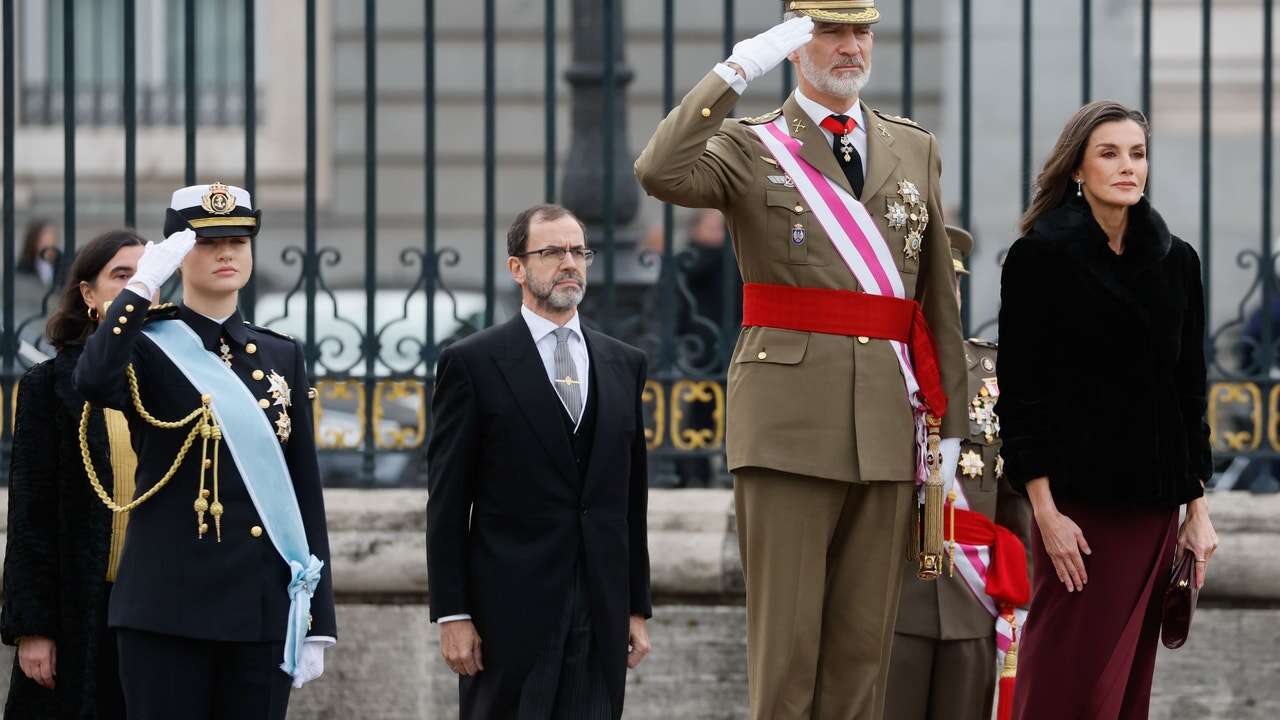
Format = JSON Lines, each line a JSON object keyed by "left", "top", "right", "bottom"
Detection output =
{"left": 516, "top": 246, "right": 596, "bottom": 267}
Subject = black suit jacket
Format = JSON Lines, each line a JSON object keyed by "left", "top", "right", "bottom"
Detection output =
{"left": 426, "top": 315, "right": 652, "bottom": 717}
{"left": 73, "top": 290, "right": 337, "bottom": 643}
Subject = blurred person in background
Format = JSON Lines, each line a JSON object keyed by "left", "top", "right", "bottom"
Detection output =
{"left": 3, "top": 229, "right": 145, "bottom": 720}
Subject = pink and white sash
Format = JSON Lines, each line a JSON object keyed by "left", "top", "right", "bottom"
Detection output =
{"left": 947, "top": 473, "right": 1027, "bottom": 664}
{"left": 750, "top": 116, "right": 928, "bottom": 481}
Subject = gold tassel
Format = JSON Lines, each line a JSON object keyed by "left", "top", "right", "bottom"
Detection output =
{"left": 917, "top": 415, "right": 945, "bottom": 580}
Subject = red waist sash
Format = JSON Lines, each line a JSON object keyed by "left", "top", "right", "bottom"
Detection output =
{"left": 741, "top": 282, "right": 948, "bottom": 419}
{"left": 945, "top": 504, "right": 1031, "bottom": 610}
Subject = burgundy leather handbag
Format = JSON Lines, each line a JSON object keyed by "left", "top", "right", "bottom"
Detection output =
{"left": 1160, "top": 552, "right": 1199, "bottom": 649}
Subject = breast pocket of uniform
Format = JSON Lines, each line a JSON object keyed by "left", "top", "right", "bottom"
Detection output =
{"left": 766, "top": 190, "right": 827, "bottom": 266}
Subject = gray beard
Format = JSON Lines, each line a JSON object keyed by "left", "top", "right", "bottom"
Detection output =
{"left": 799, "top": 52, "right": 870, "bottom": 102}
{"left": 530, "top": 273, "right": 586, "bottom": 312}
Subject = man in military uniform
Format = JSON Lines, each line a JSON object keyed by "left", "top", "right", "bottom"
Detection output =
{"left": 885, "top": 226, "right": 1033, "bottom": 720}
{"left": 635, "top": 2, "right": 968, "bottom": 718}
{"left": 74, "top": 183, "right": 336, "bottom": 719}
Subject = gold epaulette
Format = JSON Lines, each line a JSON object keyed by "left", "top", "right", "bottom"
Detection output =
{"left": 872, "top": 109, "right": 932, "bottom": 134}
{"left": 740, "top": 108, "right": 783, "bottom": 126}
{"left": 145, "top": 303, "right": 179, "bottom": 321}
{"left": 249, "top": 324, "right": 295, "bottom": 342}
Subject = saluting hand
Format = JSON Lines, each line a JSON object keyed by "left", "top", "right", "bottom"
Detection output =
{"left": 127, "top": 228, "right": 198, "bottom": 298}
{"left": 726, "top": 15, "right": 814, "bottom": 83}
{"left": 439, "top": 620, "right": 484, "bottom": 676}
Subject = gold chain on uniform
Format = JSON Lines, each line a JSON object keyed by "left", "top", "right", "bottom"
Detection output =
{"left": 80, "top": 364, "right": 226, "bottom": 541}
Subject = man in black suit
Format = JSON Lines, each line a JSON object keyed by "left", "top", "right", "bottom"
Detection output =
{"left": 426, "top": 204, "right": 653, "bottom": 720}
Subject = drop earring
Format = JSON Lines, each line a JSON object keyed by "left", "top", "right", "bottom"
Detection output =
{"left": 1076, "top": 179, "right": 1083, "bottom": 197}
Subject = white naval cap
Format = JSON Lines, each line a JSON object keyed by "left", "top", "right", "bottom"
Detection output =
{"left": 164, "top": 181, "right": 261, "bottom": 239}
{"left": 170, "top": 183, "right": 253, "bottom": 212}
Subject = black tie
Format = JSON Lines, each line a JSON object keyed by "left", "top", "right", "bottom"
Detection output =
{"left": 826, "top": 114, "right": 865, "bottom": 199}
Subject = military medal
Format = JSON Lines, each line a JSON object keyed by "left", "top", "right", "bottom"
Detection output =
{"left": 959, "top": 449, "right": 985, "bottom": 479}
{"left": 267, "top": 370, "right": 293, "bottom": 442}
{"left": 838, "top": 133, "right": 855, "bottom": 163}
{"left": 994, "top": 454, "right": 1005, "bottom": 479}
{"left": 885, "top": 201, "right": 908, "bottom": 230}
{"left": 890, "top": 179, "right": 929, "bottom": 261}
{"left": 969, "top": 382, "right": 1001, "bottom": 444}
{"left": 792, "top": 224, "right": 807, "bottom": 246}
{"left": 768, "top": 174, "right": 796, "bottom": 188}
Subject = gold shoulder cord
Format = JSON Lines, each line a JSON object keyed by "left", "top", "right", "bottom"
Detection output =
{"left": 81, "top": 364, "right": 227, "bottom": 541}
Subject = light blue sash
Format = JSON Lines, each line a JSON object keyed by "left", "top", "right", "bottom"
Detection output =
{"left": 143, "top": 320, "right": 322, "bottom": 678}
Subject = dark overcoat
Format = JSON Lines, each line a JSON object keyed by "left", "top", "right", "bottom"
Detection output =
{"left": 996, "top": 195, "right": 1212, "bottom": 507}
{"left": 2, "top": 347, "right": 118, "bottom": 719}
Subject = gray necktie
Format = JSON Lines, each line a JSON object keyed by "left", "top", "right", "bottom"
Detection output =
{"left": 552, "top": 327, "right": 583, "bottom": 424}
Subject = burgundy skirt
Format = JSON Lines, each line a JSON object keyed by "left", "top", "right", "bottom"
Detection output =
{"left": 1011, "top": 499, "right": 1177, "bottom": 720}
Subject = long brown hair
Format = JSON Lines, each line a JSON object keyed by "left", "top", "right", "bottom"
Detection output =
{"left": 45, "top": 229, "right": 146, "bottom": 350}
{"left": 1019, "top": 101, "right": 1150, "bottom": 236}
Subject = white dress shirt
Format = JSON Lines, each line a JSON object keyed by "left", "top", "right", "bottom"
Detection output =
{"left": 437, "top": 305, "right": 591, "bottom": 626}
{"left": 520, "top": 304, "right": 591, "bottom": 429}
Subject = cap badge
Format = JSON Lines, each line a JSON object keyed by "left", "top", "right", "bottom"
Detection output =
{"left": 201, "top": 182, "right": 237, "bottom": 215}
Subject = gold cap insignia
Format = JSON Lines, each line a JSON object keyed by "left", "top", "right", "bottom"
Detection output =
{"left": 201, "top": 182, "right": 237, "bottom": 215}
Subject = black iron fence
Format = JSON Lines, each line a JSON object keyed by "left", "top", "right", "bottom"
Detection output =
{"left": 1, "top": 0, "right": 1278, "bottom": 490}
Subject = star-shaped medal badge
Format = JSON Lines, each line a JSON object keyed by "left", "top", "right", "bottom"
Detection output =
{"left": 897, "top": 179, "right": 921, "bottom": 205}
{"left": 885, "top": 201, "right": 908, "bottom": 230}
{"left": 266, "top": 370, "right": 293, "bottom": 442}
{"left": 904, "top": 229, "right": 924, "bottom": 260}
{"left": 275, "top": 412, "right": 292, "bottom": 443}
{"left": 267, "top": 370, "right": 293, "bottom": 410}
{"left": 959, "top": 449, "right": 985, "bottom": 479}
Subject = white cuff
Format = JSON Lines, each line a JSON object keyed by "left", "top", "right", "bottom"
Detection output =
{"left": 305, "top": 635, "right": 336, "bottom": 647}
{"left": 713, "top": 63, "right": 748, "bottom": 95}
{"left": 437, "top": 614, "right": 472, "bottom": 624}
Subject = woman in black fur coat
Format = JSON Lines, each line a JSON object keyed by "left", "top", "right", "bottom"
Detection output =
{"left": 2, "top": 230, "right": 145, "bottom": 719}
{"left": 996, "top": 102, "right": 1220, "bottom": 720}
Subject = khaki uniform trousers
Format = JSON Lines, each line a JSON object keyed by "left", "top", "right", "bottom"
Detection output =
{"left": 734, "top": 467, "right": 913, "bottom": 720}
{"left": 884, "top": 634, "right": 996, "bottom": 720}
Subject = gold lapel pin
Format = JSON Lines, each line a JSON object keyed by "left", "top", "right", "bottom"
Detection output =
{"left": 792, "top": 117, "right": 808, "bottom": 135}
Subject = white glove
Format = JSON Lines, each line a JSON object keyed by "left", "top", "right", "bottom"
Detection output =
{"left": 291, "top": 638, "right": 330, "bottom": 689}
{"left": 939, "top": 437, "right": 962, "bottom": 491}
{"left": 725, "top": 16, "right": 814, "bottom": 84}
{"left": 127, "top": 229, "right": 197, "bottom": 298}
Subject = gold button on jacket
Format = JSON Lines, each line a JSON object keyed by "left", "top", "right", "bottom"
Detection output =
{"left": 250, "top": 526, "right": 263, "bottom": 538}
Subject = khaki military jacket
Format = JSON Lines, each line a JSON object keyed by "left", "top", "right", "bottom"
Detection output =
{"left": 895, "top": 340, "right": 1033, "bottom": 640}
{"left": 636, "top": 70, "right": 967, "bottom": 483}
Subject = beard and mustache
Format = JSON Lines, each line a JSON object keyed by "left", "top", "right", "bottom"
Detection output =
{"left": 528, "top": 268, "right": 586, "bottom": 312}
{"left": 798, "top": 48, "right": 871, "bottom": 100}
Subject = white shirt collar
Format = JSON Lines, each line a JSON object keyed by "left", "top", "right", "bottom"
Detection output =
{"left": 194, "top": 309, "right": 234, "bottom": 325}
{"left": 793, "top": 87, "right": 864, "bottom": 133}
{"left": 520, "top": 304, "right": 583, "bottom": 344}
